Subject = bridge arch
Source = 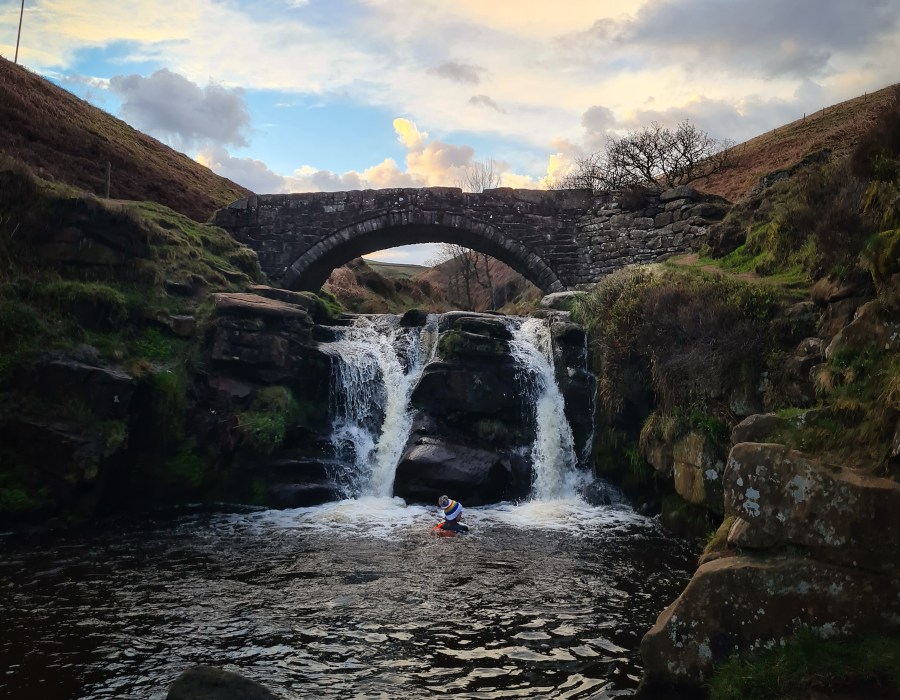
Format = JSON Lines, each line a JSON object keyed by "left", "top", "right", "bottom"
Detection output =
{"left": 284, "top": 209, "right": 564, "bottom": 293}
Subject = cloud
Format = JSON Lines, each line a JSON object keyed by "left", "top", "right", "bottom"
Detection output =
{"left": 428, "top": 61, "right": 483, "bottom": 85}
{"left": 197, "top": 146, "right": 285, "bottom": 193}
{"left": 199, "top": 116, "right": 558, "bottom": 194}
{"left": 617, "top": 87, "right": 832, "bottom": 143}
{"left": 581, "top": 105, "right": 617, "bottom": 133}
{"left": 393, "top": 118, "right": 428, "bottom": 150}
{"left": 9, "top": 0, "right": 897, "bottom": 181}
{"left": 568, "top": 0, "right": 900, "bottom": 79}
{"left": 110, "top": 69, "right": 250, "bottom": 149}
{"left": 468, "top": 94, "right": 505, "bottom": 113}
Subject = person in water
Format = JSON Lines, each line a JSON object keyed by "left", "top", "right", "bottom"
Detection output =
{"left": 436, "top": 495, "right": 469, "bottom": 533}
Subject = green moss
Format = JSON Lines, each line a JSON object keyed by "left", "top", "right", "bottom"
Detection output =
{"left": 150, "top": 369, "right": 187, "bottom": 449}
{"left": 690, "top": 412, "right": 729, "bottom": 442}
{"left": 0, "top": 471, "right": 49, "bottom": 514}
{"left": 132, "top": 327, "right": 176, "bottom": 361}
{"left": 702, "top": 515, "right": 736, "bottom": 561}
{"left": 238, "top": 385, "right": 300, "bottom": 455}
{"left": 474, "top": 418, "right": 510, "bottom": 443}
{"left": 164, "top": 451, "right": 205, "bottom": 489}
{"left": 709, "top": 631, "right": 900, "bottom": 700}
{"left": 316, "top": 288, "right": 343, "bottom": 319}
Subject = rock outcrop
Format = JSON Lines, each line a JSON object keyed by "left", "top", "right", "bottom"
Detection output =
{"left": 639, "top": 442, "right": 900, "bottom": 692}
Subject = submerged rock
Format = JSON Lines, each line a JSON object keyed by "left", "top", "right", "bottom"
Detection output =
{"left": 166, "top": 665, "right": 281, "bottom": 700}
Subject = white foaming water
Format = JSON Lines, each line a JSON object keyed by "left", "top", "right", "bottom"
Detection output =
{"left": 322, "top": 315, "right": 436, "bottom": 498}
{"left": 221, "top": 498, "right": 640, "bottom": 540}
{"left": 508, "top": 317, "right": 581, "bottom": 500}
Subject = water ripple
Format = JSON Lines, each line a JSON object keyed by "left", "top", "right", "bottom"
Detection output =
{"left": 0, "top": 500, "right": 694, "bottom": 700}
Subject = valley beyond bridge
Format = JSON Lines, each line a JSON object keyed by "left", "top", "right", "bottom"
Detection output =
{"left": 212, "top": 186, "right": 730, "bottom": 292}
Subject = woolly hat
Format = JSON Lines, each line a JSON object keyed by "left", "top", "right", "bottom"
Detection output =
{"left": 439, "top": 496, "right": 462, "bottom": 521}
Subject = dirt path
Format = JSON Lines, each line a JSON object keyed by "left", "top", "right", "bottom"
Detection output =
{"left": 669, "top": 253, "right": 761, "bottom": 283}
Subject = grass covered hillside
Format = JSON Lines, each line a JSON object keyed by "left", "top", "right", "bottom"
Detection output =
{"left": 0, "top": 57, "right": 251, "bottom": 222}
{"left": 696, "top": 84, "right": 899, "bottom": 202}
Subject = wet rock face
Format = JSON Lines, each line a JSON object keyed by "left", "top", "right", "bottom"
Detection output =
{"left": 394, "top": 438, "right": 528, "bottom": 506}
{"left": 548, "top": 318, "right": 596, "bottom": 462}
{"left": 399, "top": 313, "right": 533, "bottom": 504}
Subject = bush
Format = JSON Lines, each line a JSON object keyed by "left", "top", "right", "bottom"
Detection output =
{"left": 574, "top": 267, "right": 777, "bottom": 418}
{"left": 851, "top": 87, "right": 900, "bottom": 183}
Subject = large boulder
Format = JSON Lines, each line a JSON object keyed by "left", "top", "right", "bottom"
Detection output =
{"left": 549, "top": 320, "right": 595, "bottom": 462}
{"left": 724, "top": 442, "right": 900, "bottom": 573}
{"left": 539, "top": 291, "right": 581, "bottom": 311}
{"left": 640, "top": 554, "right": 899, "bottom": 691}
{"left": 207, "top": 293, "right": 325, "bottom": 385}
{"left": 166, "top": 666, "right": 281, "bottom": 700}
{"left": 393, "top": 438, "right": 529, "bottom": 505}
{"left": 825, "top": 300, "right": 900, "bottom": 360}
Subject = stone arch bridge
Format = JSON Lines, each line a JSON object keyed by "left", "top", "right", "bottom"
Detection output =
{"left": 212, "top": 186, "right": 729, "bottom": 292}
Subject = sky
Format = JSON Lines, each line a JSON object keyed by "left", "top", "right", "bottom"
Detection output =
{"left": 1, "top": 0, "right": 898, "bottom": 264}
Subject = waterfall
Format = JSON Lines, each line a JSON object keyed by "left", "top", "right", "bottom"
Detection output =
{"left": 508, "top": 317, "right": 581, "bottom": 500}
{"left": 322, "top": 315, "right": 435, "bottom": 498}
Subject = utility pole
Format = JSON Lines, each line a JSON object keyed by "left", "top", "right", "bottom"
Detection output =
{"left": 14, "top": 0, "right": 24, "bottom": 64}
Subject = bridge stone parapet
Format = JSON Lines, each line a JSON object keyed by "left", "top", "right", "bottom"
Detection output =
{"left": 212, "top": 185, "right": 730, "bottom": 292}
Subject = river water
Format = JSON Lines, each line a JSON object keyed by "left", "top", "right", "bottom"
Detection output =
{"left": 0, "top": 314, "right": 695, "bottom": 699}
{"left": 0, "top": 499, "right": 694, "bottom": 700}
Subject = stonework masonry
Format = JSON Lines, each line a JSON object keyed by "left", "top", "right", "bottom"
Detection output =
{"left": 212, "top": 185, "right": 731, "bottom": 292}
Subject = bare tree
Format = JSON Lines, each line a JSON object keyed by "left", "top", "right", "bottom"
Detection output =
{"left": 455, "top": 159, "right": 503, "bottom": 193}
{"left": 427, "top": 242, "right": 478, "bottom": 310}
{"left": 476, "top": 252, "right": 495, "bottom": 310}
{"left": 558, "top": 120, "right": 733, "bottom": 193}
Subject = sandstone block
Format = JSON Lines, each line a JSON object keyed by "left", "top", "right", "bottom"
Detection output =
{"left": 725, "top": 442, "right": 900, "bottom": 572}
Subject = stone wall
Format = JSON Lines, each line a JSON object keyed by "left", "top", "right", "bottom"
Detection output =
{"left": 574, "top": 185, "right": 729, "bottom": 279}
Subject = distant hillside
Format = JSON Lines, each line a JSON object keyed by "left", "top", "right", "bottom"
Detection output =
{"left": 696, "top": 83, "right": 899, "bottom": 201}
{"left": 364, "top": 260, "right": 430, "bottom": 280}
{"left": 0, "top": 57, "right": 250, "bottom": 221}
{"left": 415, "top": 255, "right": 540, "bottom": 312}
